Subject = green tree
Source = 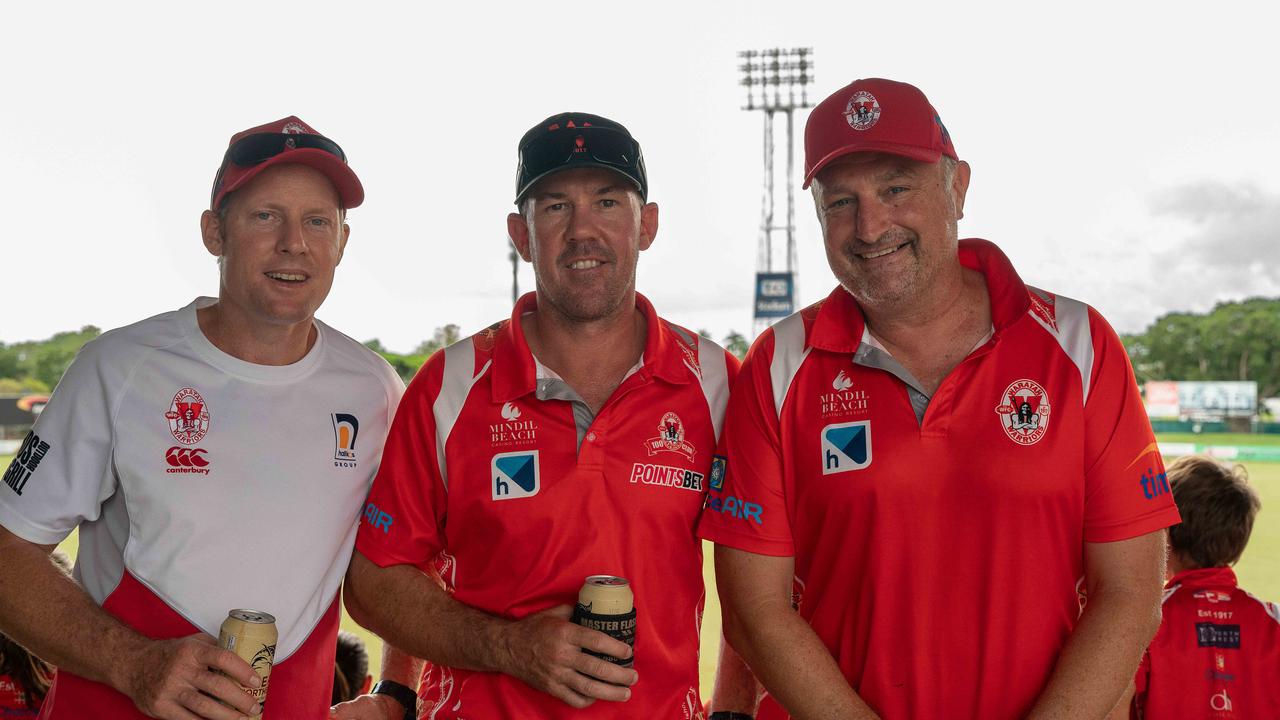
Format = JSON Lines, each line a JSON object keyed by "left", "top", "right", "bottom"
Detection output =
{"left": 1124, "top": 297, "right": 1280, "bottom": 398}
{"left": 722, "top": 331, "right": 749, "bottom": 360}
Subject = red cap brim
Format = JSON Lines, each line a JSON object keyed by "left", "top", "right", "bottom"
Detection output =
{"left": 802, "top": 141, "right": 944, "bottom": 189}
{"left": 213, "top": 148, "right": 364, "bottom": 210}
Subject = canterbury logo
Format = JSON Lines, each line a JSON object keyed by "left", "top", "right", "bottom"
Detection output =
{"left": 165, "top": 447, "right": 210, "bottom": 468}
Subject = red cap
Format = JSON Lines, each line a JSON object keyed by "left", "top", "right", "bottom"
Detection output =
{"left": 211, "top": 116, "right": 364, "bottom": 210}
{"left": 803, "top": 78, "right": 958, "bottom": 188}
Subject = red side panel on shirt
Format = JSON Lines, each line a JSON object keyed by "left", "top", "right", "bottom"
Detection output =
{"left": 40, "top": 571, "right": 340, "bottom": 720}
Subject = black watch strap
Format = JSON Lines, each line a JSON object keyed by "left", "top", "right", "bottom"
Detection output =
{"left": 371, "top": 679, "right": 418, "bottom": 720}
{"left": 708, "top": 713, "right": 754, "bottom": 720}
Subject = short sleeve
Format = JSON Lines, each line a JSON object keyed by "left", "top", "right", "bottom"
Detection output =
{"left": 1081, "top": 308, "right": 1181, "bottom": 543}
{"left": 0, "top": 339, "right": 121, "bottom": 545}
{"left": 355, "top": 352, "right": 448, "bottom": 568}
{"left": 697, "top": 331, "right": 795, "bottom": 556}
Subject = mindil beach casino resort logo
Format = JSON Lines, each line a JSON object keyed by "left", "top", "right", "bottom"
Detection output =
{"left": 645, "top": 411, "right": 696, "bottom": 461}
{"left": 995, "top": 379, "right": 1051, "bottom": 445}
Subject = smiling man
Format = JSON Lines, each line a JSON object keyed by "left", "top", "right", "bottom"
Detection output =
{"left": 697, "top": 79, "right": 1182, "bottom": 719}
{"left": 338, "top": 113, "right": 748, "bottom": 720}
{"left": 0, "top": 116, "right": 403, "bottom": 719}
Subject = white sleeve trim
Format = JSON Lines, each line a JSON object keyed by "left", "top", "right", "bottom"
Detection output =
{"left": 694, "top": 336, "right": 731, "bottom": 441}
{"left": 769, "top": 313, "right": 811, "bottom": 417}
{"left": 1028, "top": 288, "right": 1095, "bottom": 402}
{"left": 432, "top": 338, "right": 490, "bottom": 491}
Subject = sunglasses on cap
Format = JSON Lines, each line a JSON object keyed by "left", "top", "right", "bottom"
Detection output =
{"left": 210, "top": 132, "right": 348, "bottom": 208}
{"left": 516, "top": 126, "right": 645, "bottom": 202}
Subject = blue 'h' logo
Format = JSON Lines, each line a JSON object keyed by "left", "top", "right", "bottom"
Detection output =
{"left": 492, "top": 450, "right": 540, "bottom": 500}
{"left": 821, "top": 421, "right": 872, "bottom": 475}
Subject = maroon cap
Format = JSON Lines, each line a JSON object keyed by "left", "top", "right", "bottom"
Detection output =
{"left": 803, "top": 78, "right": 958, "bottom": 188}
{"left": 210, "top": 116, "right": 364, "bottom": 211}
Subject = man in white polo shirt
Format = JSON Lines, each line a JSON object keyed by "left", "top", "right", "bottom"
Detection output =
{"left": 0, "top": 116, "right": 402, "bottom": 719}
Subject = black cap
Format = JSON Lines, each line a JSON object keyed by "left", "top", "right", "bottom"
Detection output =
{"left": 514, "top": 112, "right": 648, "bottom": 205}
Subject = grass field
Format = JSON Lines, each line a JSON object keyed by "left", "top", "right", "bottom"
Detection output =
{"left": 4, "top": 442, "right": 1278, "bottom": 699}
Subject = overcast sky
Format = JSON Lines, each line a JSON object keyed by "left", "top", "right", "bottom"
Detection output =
{"left": 2, "top": 1, "right": 1277, "bottom": 351}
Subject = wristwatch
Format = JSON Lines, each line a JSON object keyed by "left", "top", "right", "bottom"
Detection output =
{"left": 708, "top": 713, "right": 754, "bottom": 720}
{"left": 371, "top": 679, "right": 418, "bottom": 720}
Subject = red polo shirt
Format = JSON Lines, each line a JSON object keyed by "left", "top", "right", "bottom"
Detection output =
{"left": 357, "top": 292, "right": 738, "bottom": 719}
{"left": 1134, "top": 566, "right": 1280, "bottom": 719}
{"left": 698, "top": 239, "right": 1180, "bottom": 719}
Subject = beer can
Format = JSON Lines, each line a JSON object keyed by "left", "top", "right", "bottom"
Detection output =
{"left": 218, "top": 609, "right": 277, "bottom": 706}
{"left": 571, "top": 575, "right": 637, "bottom": 668}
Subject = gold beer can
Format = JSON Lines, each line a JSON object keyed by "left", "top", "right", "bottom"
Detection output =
{"left": 572, "top": 575, "right": 637, "bottom": 668}
{"left": 218, "top": 609, "right": 277, "bottom": 706}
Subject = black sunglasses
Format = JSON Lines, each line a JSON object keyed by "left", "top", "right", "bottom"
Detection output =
{"left": 517, "top": 127, "right": 643, "bottom": 194}
{"left": 211, "top": 132, "right": 348, "bottom": 208}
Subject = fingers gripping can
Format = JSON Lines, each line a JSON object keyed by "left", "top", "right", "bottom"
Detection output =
{"left": 218, "top": 609, "right": 277, "bottom": 706}
{"left": 571, "top": 575, "right": 637, "bottom": 667}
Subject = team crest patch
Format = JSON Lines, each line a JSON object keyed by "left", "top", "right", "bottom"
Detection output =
{"left": 645, "top": 412, "right": 696, "bottom": 461}
{"left": 844, "top": 90, "right": 881, "bottom": 131}
{"left": 164, "top": 387, "right": 210, "bottom": 445}
{"left": 995, "top": 379, "right": 1051, "bottom": 445}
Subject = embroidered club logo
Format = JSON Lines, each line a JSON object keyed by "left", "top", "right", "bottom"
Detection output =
{"left": 844, "top": 90, "right": 881, "bottom": 131}
{"left": 492, "top": 450, "right": 540, "bottom": 500}
{"left": 164, "top": 387, "right": 210, "bottom": 445}
{"left": 995, "top": 379, "right": 1051, "bottom": 445}
{"left": 332, "top": 413, "right": 359, "bottom": 467}
{"left": 832, "top": 370, "right": 853, "bottom": 391}
{"left": 821, "top": 420, "right": 872, "bottom": 474}
{"left": 282, "top": 121, "right": 307, "bottom": 134}
{"left": 645, "top": 411, "right": 696, "bottom": 461}
{"left": 501, "top": 402, "right": 521, "bottom": 421}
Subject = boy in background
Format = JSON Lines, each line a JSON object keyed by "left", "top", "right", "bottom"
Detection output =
{"left": 1133, "top": 455, "right": 1280, "bottom": 718}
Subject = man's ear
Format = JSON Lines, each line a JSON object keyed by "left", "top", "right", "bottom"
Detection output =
{"left": 336, "top": 223, "right": 351, "bottom": 266}
{"left": 638, "top": 201, "right": 659, "bottom": 251}
{"left": 507, "top": 212, "right": 533, "bottom": 262}
{"left": 200, "top": 209, "right": 224, "bottom": 258}
{"left": 951, "top": 160, "right": 971, "bottom": 220}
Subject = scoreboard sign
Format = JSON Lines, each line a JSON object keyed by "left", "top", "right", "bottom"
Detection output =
{"left": 754, "top": 272, "right": 794, "bottom": 320}
{"left": 1144, "top": 381, "right": 1257, "bottom": 418}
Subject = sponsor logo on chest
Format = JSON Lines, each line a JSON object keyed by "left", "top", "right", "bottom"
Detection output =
{"left": 492, "top": 450, "right": 540, "bottom": 500}
{"left": 490, "top": 402, "right": 538, "bottom": 449}
{"left": 821, "top": 420, "right": 873, "bottom": 474}
{"left": 819, "top": 370, "right": 870, "bottom": 420}
{"left": 628, "top": 463, "right": 704, "bottom": 492}
{"left": 332, "top": 413, "right": 360, "bottom": 468}
{"left": 994, "top": 379, "right": 1051, "bottom": 445}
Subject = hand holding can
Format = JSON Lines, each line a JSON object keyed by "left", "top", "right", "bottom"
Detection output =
{"left": 571, "top": 575, "right": 637, "bottom": 668}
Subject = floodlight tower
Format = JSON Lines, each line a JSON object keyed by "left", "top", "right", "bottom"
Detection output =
{"left": 739, "top": 47, "right": 814, "bottom": 337}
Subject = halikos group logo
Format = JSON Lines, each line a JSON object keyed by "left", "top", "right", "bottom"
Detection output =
{"left": 645, "top": 412, "right": 696, "bottom": 461}
{"left": 164, "top": 387, "right": 210, "bottom": 445}
{"left": 995, "top": 379, "right": 1051, "bottom": 445}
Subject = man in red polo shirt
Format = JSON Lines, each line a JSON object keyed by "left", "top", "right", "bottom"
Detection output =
{"left": 1131, "top": 455, "right": 1279, "bottom": 719}
{"left": 697, "top": 78, "right": 1181, "bottom": 719}
{"left": 340, "top": 113, "right": 747, "bottom": 720}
